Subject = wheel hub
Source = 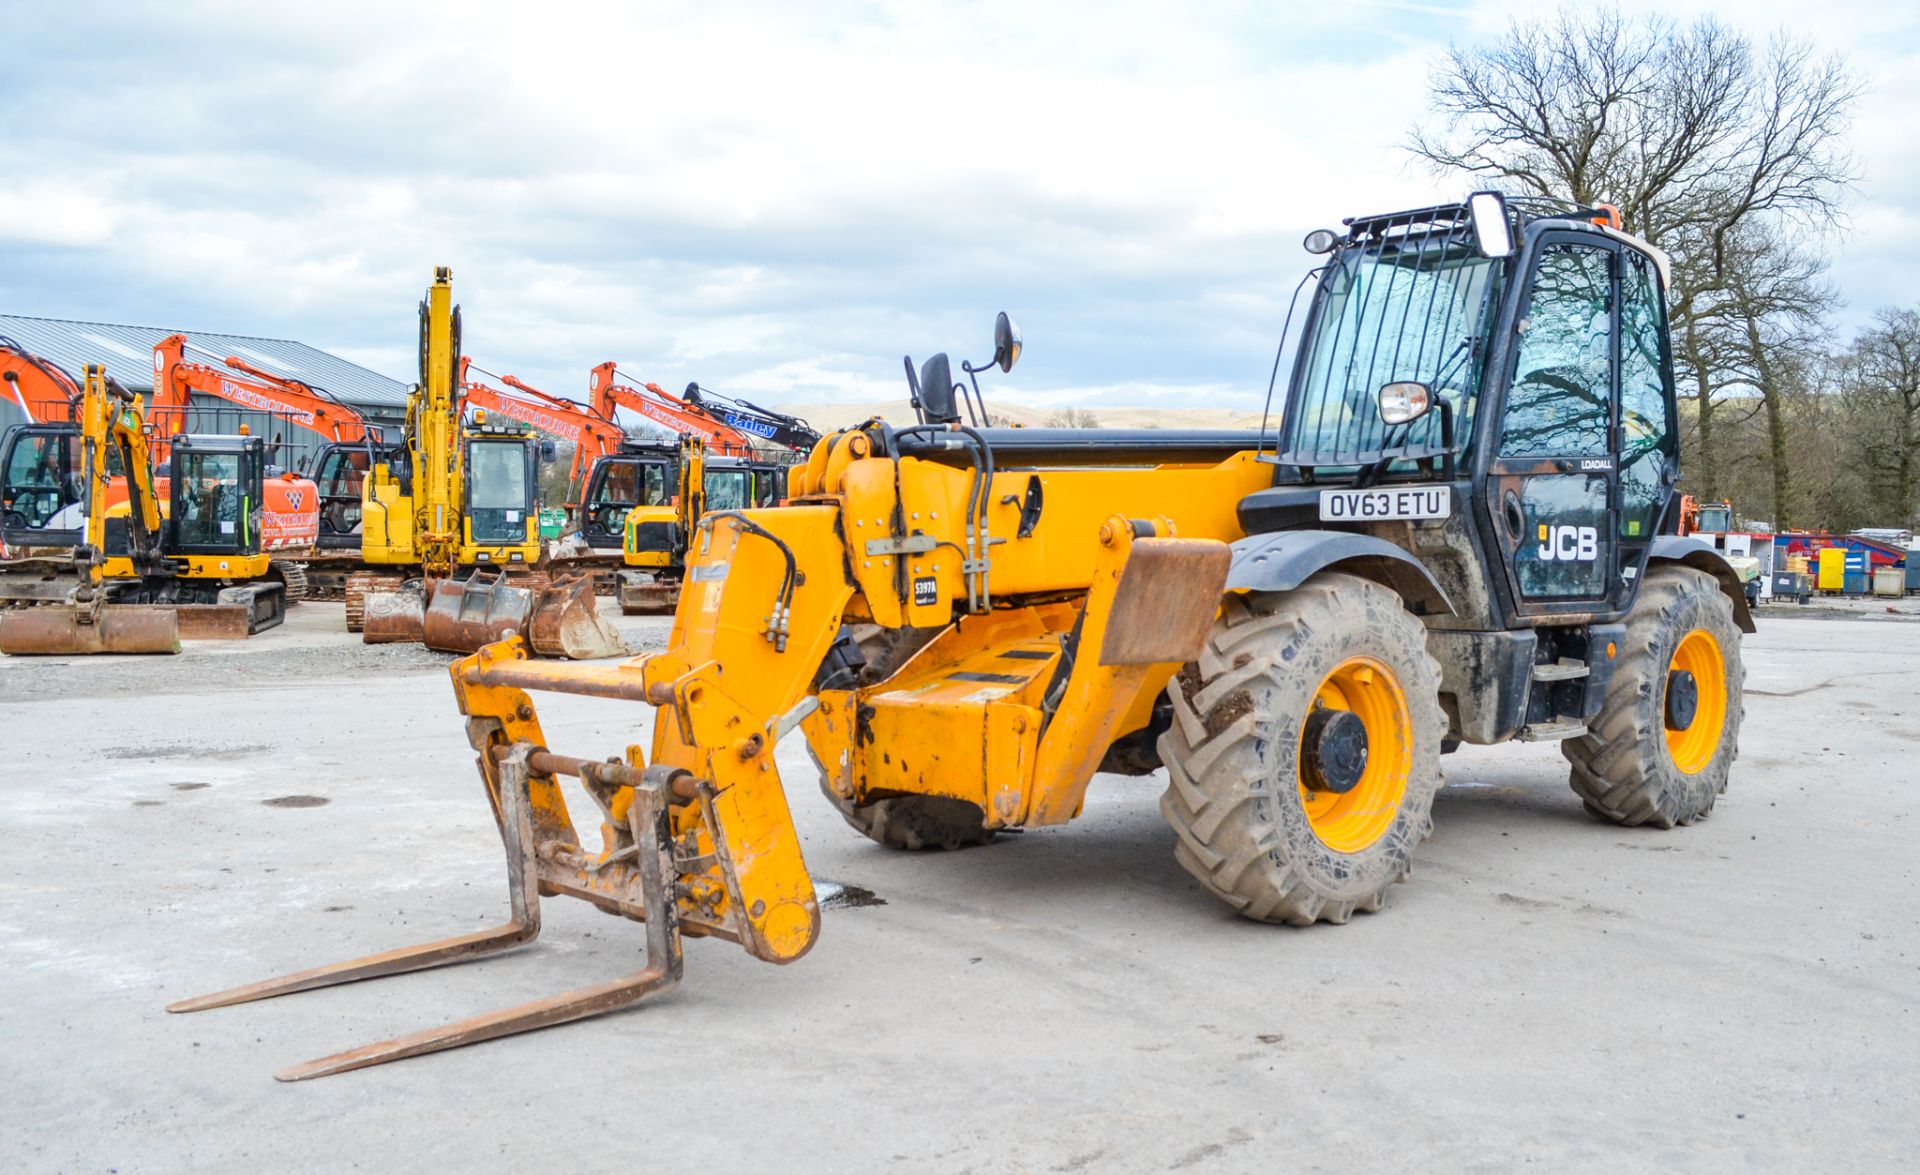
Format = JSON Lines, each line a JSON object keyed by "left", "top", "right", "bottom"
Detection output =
{"left": 1665, "top": 669, "right": 1699, "bottom": 731}
{"left": 1303, "top": 707, "right": 1369, "bottom": 794}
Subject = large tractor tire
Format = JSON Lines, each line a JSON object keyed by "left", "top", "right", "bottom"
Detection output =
{"left": 811, "top": 623, "right": 996, "bottom": 851}
{"left": 1158, "top": 572, "right": 1446, "bottom": 925}
{"left": 1564, "top": 565, "right": 1744, "bottom": 827}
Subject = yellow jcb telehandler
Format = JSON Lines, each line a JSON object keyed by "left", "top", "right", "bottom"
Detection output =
{"left": 175, "top": 194, "right": 1752, "bottom": 1079}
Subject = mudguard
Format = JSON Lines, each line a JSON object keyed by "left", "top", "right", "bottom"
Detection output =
{"left": 1647, "top": 536, "right": 1757, "bottom": 633}
{"left": 1225, "top": 529, "right": 1452, "bottom": 616}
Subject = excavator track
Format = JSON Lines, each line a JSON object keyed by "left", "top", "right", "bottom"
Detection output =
{"left": 273, "top": 559, "right": 310, "bottom": 603}
{"left": 344, "top": 571, "right": 406, "bottom": 633}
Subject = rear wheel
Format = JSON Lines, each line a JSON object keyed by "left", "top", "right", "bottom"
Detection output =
{"left": 1158, "top": 572, "right": 1445, "bottom": 925}
{"left": 1564, "top": 565, "right": 1743, "bottom": 827}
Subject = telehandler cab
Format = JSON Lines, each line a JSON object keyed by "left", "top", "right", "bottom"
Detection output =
{"left": 176, "top": 193, "right": 1749, "bottom": 1079}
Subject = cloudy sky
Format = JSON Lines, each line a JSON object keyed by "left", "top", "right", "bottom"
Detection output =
{"left": 4, "top": 1, "right": 1915, "bottom": 413}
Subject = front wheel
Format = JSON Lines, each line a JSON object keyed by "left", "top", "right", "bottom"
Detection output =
{"left": 1158, "top": 572, "right": 1446, "bottom": 925}
{"left": 1564, "top": 565, "right": 1744, "bottom": 827}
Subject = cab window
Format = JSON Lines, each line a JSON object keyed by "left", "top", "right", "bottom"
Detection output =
{"left": 1618, "top": 252, "right": 1675, "bottom": 539}
{"left": 1500, "top": 243, "right": 1613, "bottom": 458}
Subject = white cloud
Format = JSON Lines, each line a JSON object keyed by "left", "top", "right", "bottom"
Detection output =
{"left": 1, "top": 0, "right": 1914, "bottom": 410}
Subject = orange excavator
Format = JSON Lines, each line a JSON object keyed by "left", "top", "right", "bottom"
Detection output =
{"left": 589, "top": 363, "right": 774, "bottom": 457}
{"left": 149, "top": 334, "right": 378, "bottom": 597}
{"left": 2, "top": 336, "right": 84, "bottom": 426}
{"left": 457, "top": 359, "right": 625, "bottom": 507}
{"left": 580, "top": 363, "right": 816, "bottom": 553}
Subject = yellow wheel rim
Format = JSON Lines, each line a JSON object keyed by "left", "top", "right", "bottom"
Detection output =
{"left": 1665, "top": 628, "right": 1727, "bottom": 775}
{"left": 1297, "top": 656, "right": 1412, "bottom": 853}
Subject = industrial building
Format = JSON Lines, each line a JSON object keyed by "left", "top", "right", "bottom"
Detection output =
{"left": 0, "top": 314, "right": 407, "bottom": 472}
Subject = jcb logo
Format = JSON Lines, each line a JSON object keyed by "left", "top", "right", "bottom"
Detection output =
{"left": 1536, "top": 524, "right": 1598, "bottom": 562}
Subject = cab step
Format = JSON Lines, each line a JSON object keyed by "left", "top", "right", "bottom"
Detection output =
{"left": 1517, "top": 720, "right": 1587, "bottom": 742}
{"left": 1531, "top": 658, "right": 1589, "bottom": 682}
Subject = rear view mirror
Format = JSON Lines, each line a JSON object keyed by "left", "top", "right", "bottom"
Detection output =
{"left": 1468, "top": 191, "right": 1513, "bottom": 259}
{"left": 919, "top": 353, "right": 959, "bottom": 423}
{"left": 993, "top": 312, "right": 1022, "bottom": 373}
{"left": 1378, "top": 381, "right": 1432, "bottom": 425}
{"left": 539, "top": 440, "right": 559, "bottom": 462}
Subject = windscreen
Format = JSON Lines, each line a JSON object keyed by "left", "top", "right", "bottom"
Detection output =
{"left": 591, "top": 460, "right": 669, "bottom": 509}
{"left": 467, "top": 438, "right": 530, "bottom": 544}
{"left": 174, "top": 450, "right": 245, "bottom": 548}
{"left": 703, "top": 469, "right": 750, "bottom": 512}
{"left": 1284, "top": 227, "right": 1499, "bottom": 464}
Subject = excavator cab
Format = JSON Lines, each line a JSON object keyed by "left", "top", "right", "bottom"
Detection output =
{"left": 460, "top": 421, "right": 539, "bottom": 561}
{"left": 0, "top": 423, "right": 88, "bottom": 548}
{"left": 579, "top": 447, "right": 674, "bottom": 550}
{"left": 164, "top": 435, "right": 268, "bottom": 561}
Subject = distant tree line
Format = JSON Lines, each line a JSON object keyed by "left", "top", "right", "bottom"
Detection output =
{"left": 1410, "top": 7, "right": 1918, "bottom": 531}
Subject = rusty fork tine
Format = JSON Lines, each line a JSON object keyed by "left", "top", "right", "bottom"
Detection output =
{"left": 272, "top": 754, "right": 685, "bottom": 1081}
{"left": 274, "top": 955, "right": 682, "bottom": 1081}
{"left": 168, "top": 744, "right": 546, "bottom": 1015}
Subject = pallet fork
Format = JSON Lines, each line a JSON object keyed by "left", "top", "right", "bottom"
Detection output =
{"left": 170, "top": 738, "right": 684, "bottom": 1081}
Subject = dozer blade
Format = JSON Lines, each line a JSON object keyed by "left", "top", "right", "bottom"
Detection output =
{"left": 171, "top": 584, "right": 288, "bottom": 640}
{"left": 525, "top": 574, "right": 625, "bottom": 660}
{"left": 617, "top": 570, "right": 679, "bottom": 616}
{"left": 169, "top": 743, "right": 683, "bottom": 1081}
{"left": 421, "top": 570, "right": 537, "bottom": 654}
{"left": 0, "top": 604, "right": 180, "bottom": 655}
{"left": 361, "top": 581, "right": 427, "bottom": 644}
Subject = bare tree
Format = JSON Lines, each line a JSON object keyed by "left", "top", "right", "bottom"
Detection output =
{"left": 1046, "top": 408, "right": 1102, "bottom": 428}
{"left": 1699, "top": 227, "right": 1835, "bottom": 527}
{"left": 1840, "top": 309, "right": 1920, "bottom": 525}
{"left": 1409, "top": 8, "right": 1860, "bottom": 507}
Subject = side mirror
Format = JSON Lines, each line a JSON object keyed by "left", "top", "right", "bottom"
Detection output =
{"left": 993, "top": 312, "right": 1022, "bottom": 373}
{"left": 919, "top": 353, "right": 959, "bottom": 423}
{"left": 1378, "top": 381, "right": 1432, "bottom": 425}
{"left": 539, "top": 440, "right": 558, "bottom": 462}
{"left": 1468, "top": 191, "right": 1513, "bottom": 259}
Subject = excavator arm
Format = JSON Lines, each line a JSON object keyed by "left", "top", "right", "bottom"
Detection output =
{"left": 1, "top": 337, "right": 84, "bottom": 424}
{"left": 588, "top": 362, "right": 760, "bottom": 457}
{"left": 151, "top": 334, "right": 378, "bottom": 462}
{"left": 457, "top": 360, "right": 625, "bottom": 501}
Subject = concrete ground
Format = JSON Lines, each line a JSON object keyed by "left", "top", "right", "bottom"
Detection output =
{"left": 0, "top": 599, "right": 1915, "bottom": 1172}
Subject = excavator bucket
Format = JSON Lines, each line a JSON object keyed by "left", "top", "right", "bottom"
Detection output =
{"left": 420, "top": 569, "right": 536, "bottom": 655}
{"left": 360, "top": 581, "right": 428, "bottom": 644}
{"left": 616, "top": 571, "right": 679, "bottom": 615}
{"left": 0, "top": 604, "right": 180, "bottom": 655}
{"left": 525, "top": 574, "right": 625, "bottom": 660}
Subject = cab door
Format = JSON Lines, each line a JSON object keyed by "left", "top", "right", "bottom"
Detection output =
{"left": 1, "top": 424, "right": 85, "bottom": 548}
{"left": 1481, "top": 235, "right": 1622, "bottom": 621}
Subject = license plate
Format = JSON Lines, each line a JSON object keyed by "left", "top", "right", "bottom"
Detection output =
{"left": 1318, "top": 486, "right": 1451, "bottom": 522}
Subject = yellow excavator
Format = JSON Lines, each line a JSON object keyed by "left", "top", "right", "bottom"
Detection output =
{"left": 0, "top": 367, "right": 286, "bottom": 654}
{"left": 175, "top": 195, "right": 1754, "bottom": 1080}
{"left": 345, "top": 268, "right": 622, "bottom": 658}
{"left": 616, "top": 434, "right": 703, "bottom": 614}
{"left": 617, "top": 434, "right": 792, "bottom": 613}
